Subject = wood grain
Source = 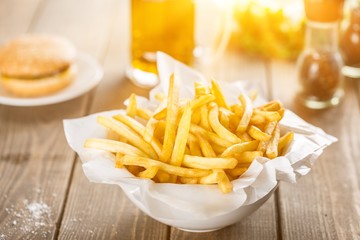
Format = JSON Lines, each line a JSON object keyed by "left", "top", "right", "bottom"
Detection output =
{"left": 269, "top": 60, "right": 360, "bottom": 240}
{"left": 58, "top": 1, "right": 169, "bottom": 239}
{"left": 0, "top": 0, "right": 114, "bottom": 239}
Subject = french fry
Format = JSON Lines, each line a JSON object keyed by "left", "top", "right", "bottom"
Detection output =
{"left": 154, "top": 92, "right": 166, "bottom": 102}
{"left": 138, "top": 166, "right": 159, "bottom": 179}
{"left": 258, "top": 100, "right": 282, "bottom": 111}
{"left": 97, "top": 116, "right": 158, "bottom": 159}
{"left": 227, "top": 167, "right": 247, "bottom": 178}
{"left": 208, "top": 103, "right": 241, "bottom": 144}
{"left": 169, "top": 103, "right": 192, "bottom": 182}
{"left": 221, "top": 140, "right": 259, "bottom": 158}
{"left": 188, "top": 134, "right": 202, "bottom": 156}
{"left": 257, "top": 121, "right": 277, "bottom": 153}
{"left": 197, "top": 133, "right": 216, "bottom": 157}
{"left": 182, "top": 155, "right": 237, "bottom": 170}
{"left": 199, "top": 169, "right": 225, "bottom": 184}
{"left": 278, "top": 131, "right": 294, "bottom": 155}
{"left": 200, "top": 105, "right": 211, "bottom": 131}
{"left": 236, "top": 151, "right": 263, "bottom": 164}
{"left": 236, "top": 94, "right": 253, "bottom": 133}
{"left": 122, "top": 155, "right": 211, "bottom": 177}
{"left": 136, "top": 107, "right": 152, "bottom": 120}
{"left": 191, "top": 109, "right": 201, "bottom": 124}
{"left": 190, "top": 123, "right": 233, "bottom": 148}
{"left": 115, "top": 152, "right": 123, "bottom": 168}
{"left": 253, "top": 110, "right": 281, "bottom": 122}
{"left": 219, "top": 108, "right": 231, "bottom": 130}
{"left": 266, "top": 123, "right": 280, "bottom": 159}
{"left": 218, "top": 172, "right": 233, "bottom": 193}
{"left": 195, "top": 82, "right": 210, "bottom": 96}
{"left": 179, "top": 177, "right": 198, "bottom": 184}
{"left": 170, "top": 103, "right": 192, "bottom": 166}
{"left": 84, "top": 138, "right": 147, "bottom": 157}
{"left": 126, "top": 93, "right": 137, "bottom": 117}
{"left": 248, "top": 125, "right": 271, "bottom": 141}
{"left": 211, "top": 79, "right": 229, "bottom": 109}
{"left": 159, "top": 74, "right": 179, "bottom": 162}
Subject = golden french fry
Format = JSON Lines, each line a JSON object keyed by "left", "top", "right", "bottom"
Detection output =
{"left": 106, "top": 129, "right": 121, "bottom": 141}
{"left": 84, "top": 138, "right": 147, "bottom": 157}
{"left": 169, "top": 103, "right": 192, "bottom": 182}
{"left": 179, "top": 177, "right": 198, "bottom": 184}
{"left": 189, "top": 94, "right": 215, "bottom": 110}
{"left": 253, "top": 110, "right": 281, "bottom": 122}
{"left": 236, "top": 94, "right": 253, "bottom": 133}
{"left": 154, "top": 92, "right": 166, "bottom": 102}
{"left": 190, "top": 123, "right": 233, "bottom": 148}
{"left": 170, "top": 103, "right": 192, "bottom": 167}
{"left": 188, "top": 134, "right": 202, "bottom": 156}
{"left": 208, "top": 103, "right": 241, "bottom": 144}
{"left": 122, "top": 155, "right": 211, "bottom": 178}
{"left": 113, "top": 114, "right": 144, "bottom": 135}
{"left": 200, "top": 105, "right": 211, "bottom": 131}
{"left": 126, "top": 165, "right": 143, "bottom": 176}
{"left": 159, "top": 74, "right": 179, "bottom": 162}
{"left": 138, "top": 166, "right": 159, "bottom": 179}
{"left": 258, "top": 100, "right": 282, "bottom": 111}
{"left": 156, "top": 170, "right": 170, "bottom": 183}
{"left": 212, "top": 144, "right": 226, "bottom": 155}
{"left": 211, "top": 79, "right": 229, "bottom": 109}
{"left": 257, "top": 121, "right": 277, "bottom": 152}
{"left": 221, "top": 140, "right": 259, "bottom": 158}
{"left": 219, "top": 107, "right": 231, "bottom": 130}
{"left": 126, "top": 93, "right": 137, "bottom": 117}
{"left": 115, "top": 152, "right": 123, "bottom": 168}
{"left": 153, "top": 101, "right": 167, "bottom": 120}
{"left": 182, "top": 155, "right": 237, "bottom": 170}
{"left": 191, "top": 109, "right": 201, "bottom": 124}
{"left": 227, "top": 167, "right": 247, "bottom": 178}
{"left": 278, "top": 131, "right": 294, "bottom": 155}
{"left": 199, "top": 169, "right": 225, "bottom": 184}
{"left": 136, "top": 107, "right": 152, "bottom": 120}
{"left": 248, "top": 125, "right": 271, "bottom": 141}
{"left": 266, "top": 124, "right": 280, "bottom": 159}
{"left": 195, "top": 82, "right": 210, "bottom": 96}
{"left": 236, "top": 151, "right": 263, "bottom": 164}
{"left": 97, "top": 116, "right": 158, "bottom": 159}
{"left": 218, "top": 172, "right": 233, "bottom": 193}
{"left": 197, "top": 133, "right": 216, "bottom": 157}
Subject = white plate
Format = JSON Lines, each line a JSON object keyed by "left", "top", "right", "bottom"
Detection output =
{"left": 0, "top": 53, "right": 103, "bottom": 107}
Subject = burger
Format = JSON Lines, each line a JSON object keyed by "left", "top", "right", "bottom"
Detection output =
{"left": 0, "top": 34, "right": 76, "bottom": 97}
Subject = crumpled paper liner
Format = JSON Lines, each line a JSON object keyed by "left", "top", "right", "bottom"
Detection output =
{"left": 63, "top": 52, "right": 336, "bottom": 221}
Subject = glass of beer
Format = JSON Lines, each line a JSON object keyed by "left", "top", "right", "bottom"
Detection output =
{"left": 128, "top": 0, "right": 195, "bottom": 88}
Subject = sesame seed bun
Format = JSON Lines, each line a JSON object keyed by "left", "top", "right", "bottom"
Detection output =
{"left": 0, "top": 34, "right": 76, "bottom": 97}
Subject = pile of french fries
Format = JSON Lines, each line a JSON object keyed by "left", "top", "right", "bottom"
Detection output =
{"left": 84, "top": 75, "right": 293, "bottom": 193}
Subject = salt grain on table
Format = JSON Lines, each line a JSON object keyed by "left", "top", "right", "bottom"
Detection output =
{"left": 0, "top": 200, "right": 52, "bottom": 239}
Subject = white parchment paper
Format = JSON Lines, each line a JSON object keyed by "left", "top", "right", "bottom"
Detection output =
{"left": 63, "top": 52, "right": 336, "bottom": 220}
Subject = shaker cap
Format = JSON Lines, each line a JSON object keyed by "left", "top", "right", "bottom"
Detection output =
{"left": 304, "top": 0, "right": 344, "bottom": 22}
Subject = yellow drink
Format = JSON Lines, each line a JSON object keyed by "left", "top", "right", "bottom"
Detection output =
{"left": 130, "top": 0, "right": 195, "bottom": 87}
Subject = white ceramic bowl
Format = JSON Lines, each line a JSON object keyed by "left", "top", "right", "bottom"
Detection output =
{"left": 122, "top": 183, "right": 279, "bottom": 232}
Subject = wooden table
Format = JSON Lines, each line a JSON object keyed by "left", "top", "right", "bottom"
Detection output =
{"left": 0, "top": 0, "right": 359, "bottom": 239}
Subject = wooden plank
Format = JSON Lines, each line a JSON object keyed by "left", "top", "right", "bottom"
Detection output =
{"left": 58, "top": 1, "right": 169, "bottom": 239}
{"left": 269, "top": 60, "right": 360, "bottom": 239}
{"left": 0, "top": 0, "right": 116, "bottom": 239}
{"left": 0, "top": 0, "right": 43, "bottom": 42}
